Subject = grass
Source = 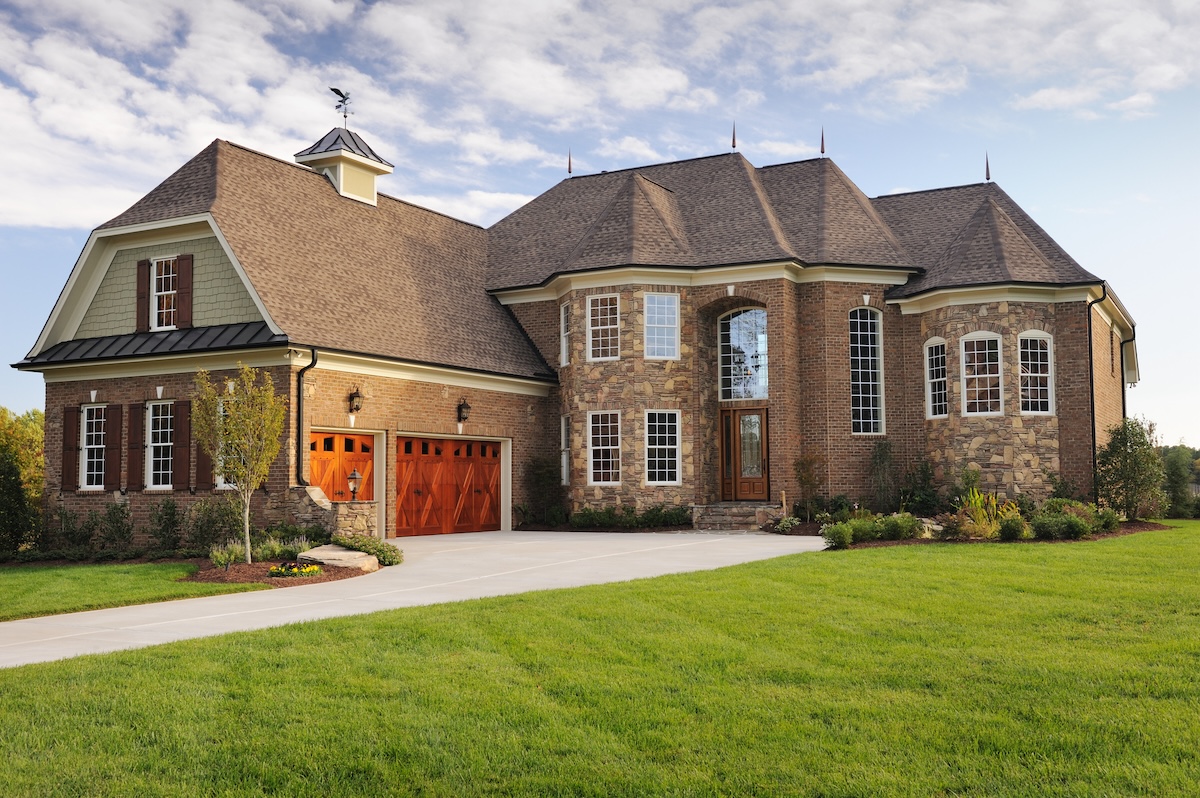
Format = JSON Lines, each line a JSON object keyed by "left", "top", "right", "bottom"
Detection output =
{"left": 2, "top": 521, "right": 1200, "bottom": 795}
{"left": 0, "top": 562, "right": 267, "bottom": 621}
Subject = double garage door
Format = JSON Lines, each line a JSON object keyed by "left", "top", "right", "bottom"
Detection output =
{"left": 395, "top": 437, "right": 501, "bottom": 536}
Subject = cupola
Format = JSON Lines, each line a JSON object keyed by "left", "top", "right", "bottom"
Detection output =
{"left": 295, "top": 128, "right": 394, "bottom": 206}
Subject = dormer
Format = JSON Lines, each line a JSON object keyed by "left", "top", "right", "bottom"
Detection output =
{"left": 294, "top": 128, "right": 394, "bottom": 206}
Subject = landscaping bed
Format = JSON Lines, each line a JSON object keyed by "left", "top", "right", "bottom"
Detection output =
{"left": 848, "top": 519, "right": 1172, "bottom": 548}
{"left": 185, "top": 560, "right": 367, "bottom": 586}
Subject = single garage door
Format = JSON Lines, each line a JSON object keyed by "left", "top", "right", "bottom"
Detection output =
{"left": 310, "top": 432, "right": 375, "bottom": 502}
{"left": 395, "top": 437, "right": 501, "bottom": 536}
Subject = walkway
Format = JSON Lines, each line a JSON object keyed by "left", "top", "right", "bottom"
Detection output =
{"left": 0, "top": 530, "right": 825, "bottom": 668}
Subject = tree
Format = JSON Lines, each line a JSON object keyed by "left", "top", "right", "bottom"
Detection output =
{"left": 192, "top": 365, "right": 286, "bottom": 563}
{"left": 0, "top": 438, "right": 32, "bottom": 554}
{"left": 1161, "top": 445, "right": 1195, "bottom": 518}
{"left": 0, "top": 407, "right": 44, "bottom": 513}
{"left": 1095, "top": 418, "right": 1166, "bottom": 520}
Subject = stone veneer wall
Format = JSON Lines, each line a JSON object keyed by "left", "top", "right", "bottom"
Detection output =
{"left": 331, "top": 501, "right": 378, "bottom": 537}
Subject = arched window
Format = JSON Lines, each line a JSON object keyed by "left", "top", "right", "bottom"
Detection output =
{"left": 850, "top": 308, "right": 883, "bottom": 433}
{"left": 719, "top": 308, "right": 768, "bottom": 400}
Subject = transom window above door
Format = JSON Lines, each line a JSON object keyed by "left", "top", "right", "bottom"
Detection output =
{"left": 719, "top": 308, "right": 768, "bottom": 400}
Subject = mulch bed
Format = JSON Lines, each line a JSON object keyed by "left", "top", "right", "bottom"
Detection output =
{"left": 184, "top": 560, "right": 369, "bottom": 586}
{"left": 846, "top": 520, "right": 1173, "bottom": 549}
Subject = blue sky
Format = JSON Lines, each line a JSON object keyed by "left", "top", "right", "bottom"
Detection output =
{"left": 1, "top": 0, "right": 1197, "bottom": 446}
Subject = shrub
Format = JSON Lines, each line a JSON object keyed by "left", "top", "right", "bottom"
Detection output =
{"left": 148, "top": 498, "right": 183, "bottom": 550}
{"left": 524, "top": 456, "right": 567, "bottom": 527}
{"left": 187, "top": 497, "right": 241, "bottom": 550}
{"left": 827, "top": 495, "right": 854, "bottom": 522}
{"left": 209, "top": 542, "right": 246, "bottom": 571}
{"left": 570, "top": 504, "right": 690, "bottom": 529}
{"left": 1095, "top": 507, "right": 1120, "bottom": 532}
{"left": 1096, "top": 418, "right": 1167, "bottom": 519}
{"left": 58, "top": 506, "right": 95, "bottom": 549}
{"left": 97, "top": 502, "right": 134, "bottom": 550}
{"left": 932, "top": 511, "right": 967, "bottom": 540}
{"left": 901, "top": 459, "right": 943, "bottom": 516}
{"left": 1030, "top": 512, "right": 1091, "bottom": 540}
{"left": 868, "top": 440, "right": 899, "bottom": 513}
{"left": 848, "top": 516, "right": 882, "bottom": 543}
{"left": 998, "top": 515, "right": 1028, "bottom": 541}
{"left": 879, "top": 513, "right": 920, "bottom": 541}
{"left": 264, "top": 520, "right": 331, "bottom": 547}
{"left": 793, "top": 454, "right": 826, "bottom": 522}
{"left": 822, "top": 522, "right": 854, "bottom": 549}
{"left": 253, "top": 536, "right": 314, "bottom": 562}
{"left": 774, "top": 516, "right": 802, "bottom": 534}
{"left": 333, "top": 533, "right": 403, "bottom": 566}
{"left": 1044, "top": 470, "right": 1083, "bottom": 501}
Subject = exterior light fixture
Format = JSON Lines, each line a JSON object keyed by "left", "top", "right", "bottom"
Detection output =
{"left": 347, "top": 468, "right": 362, "bottom": 500}
{"left": 348, "top": 388, "right": 364, "bottom": 414}
{"left": 457, "top": 397, "right": 472, "bottom": 422}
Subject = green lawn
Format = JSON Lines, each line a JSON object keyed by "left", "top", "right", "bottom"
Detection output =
{"left": 0, "top": 562, "right": 267, "bottom": 621}
{"left": 3, "top": 522, "right": 1199, "bottom": 796}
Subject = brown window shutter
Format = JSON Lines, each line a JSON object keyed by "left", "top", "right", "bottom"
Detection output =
{"left": 195, "top": 443, "right": 215, "bottom": 491}
{"left": 104, "top": 404, "right": 123, "bottom": 492}
{"left": 136, "top": 259, "right": 151, "bottom": 333}
{"left": 176, "top": 254, "right": 193, "bottom": 329}
{"left": 127, "top": 403, "right": 145, "bottom": 491}
{"left": 62, "top": 406, "right": 81, "bottom": 492}
{"left": 173, "top": 400, "right": 191, "bottom": 491}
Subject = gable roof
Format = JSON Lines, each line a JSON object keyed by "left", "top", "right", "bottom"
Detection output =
{"left": 871, "top": 182, "right": 1099, "bottom": 298}
{"left": 100, "top": 141, "right": 552, "bottom": 382}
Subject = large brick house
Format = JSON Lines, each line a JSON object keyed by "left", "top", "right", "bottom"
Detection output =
{"left": 16, "top": 129, "right": 1139, "bottom": 537}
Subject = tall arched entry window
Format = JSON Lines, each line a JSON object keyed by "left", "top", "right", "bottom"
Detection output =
{"left": 717, "top": 307, "right": 769, "bottom": 501}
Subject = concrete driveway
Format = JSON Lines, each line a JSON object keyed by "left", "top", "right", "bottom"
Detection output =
{"left": 0, "top": 530, "right": 825, "bottom": 669}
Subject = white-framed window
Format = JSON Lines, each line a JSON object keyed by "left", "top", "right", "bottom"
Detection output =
{"left": 1019, "top": 332, "right": 1054, "bottom": 414}
{"left": 587, "top": 411, "right": 621, "bottom": 485}
{"left": 849, "top": 308, "right": 884, "bottom": 434}
{"left": 560, "top": 415, "right": 570, "bottom": 487}
{"left": 151, "top": 256, "right": 179, "bottom": 331}
{"left": 560, "top": 302, "right": 571, "bottom": 367}
{"left": 81, "top": 405, "right": 106, "bottom": 489}
{"left": 588, "top": 295, "right": 619, "bottom": 361}
{"left": 925, "top": 338, "right": 948, "bottom": 419}
{"left": 644, "top": 293, "right": 679, "bottom": 360}
{"left": 719, "top": 308, "right": 768, "bottom": 400}
{"left": 147, "top": 401, "right": 174, "bottom": 488}
{"left": 961, "top": 333, "right": 1002, "bottom": 415}
{"left": 645, "top": 410, "right": 680, "bottom": 485}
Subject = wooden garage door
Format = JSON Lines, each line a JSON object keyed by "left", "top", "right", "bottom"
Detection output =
{"left": 310, "top": 432, "right": 375, "bottom": 502}
{"left": 395, "top": 437, "right": 501, "bottom": 536}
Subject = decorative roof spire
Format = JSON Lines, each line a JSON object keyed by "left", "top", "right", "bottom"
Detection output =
{"left": 985, "top": 152, "right": 991, "bottom": 182}
{"left": 568, "top": 148, "right": 572, "bottom": 175}
{"left": 820, "top": 126, "right": 825, "bottom": 157}
{"left": 731, "top": 121, "right": 737, "bottom": 150}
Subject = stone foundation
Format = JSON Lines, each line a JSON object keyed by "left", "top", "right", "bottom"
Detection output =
{"left": 331, "top": 501, "right": 378, "bottom": 538}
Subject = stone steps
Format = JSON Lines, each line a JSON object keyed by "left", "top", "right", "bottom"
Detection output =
{"left": 693, "top": 502, "right": 781, "bottom": 532}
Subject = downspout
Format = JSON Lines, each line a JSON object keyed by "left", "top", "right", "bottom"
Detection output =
{"left": 1119, "top": 325, "right": 1136, "bottom": 419}
{"left": 1086, "top": 283, "right": 1108, "bottom": 503}
{"left": 295, "top": 347, "right": 318, "bottom": 486}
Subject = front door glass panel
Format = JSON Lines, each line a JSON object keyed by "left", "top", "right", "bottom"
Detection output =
{"left": 740, "top": 414, "right": 762, "bottom": 478}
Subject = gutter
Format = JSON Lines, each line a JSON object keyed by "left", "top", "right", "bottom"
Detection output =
{"left": 1086, "top": 283, "right": 1108, "bottom": 503}
{"left": 1119, "top": 325, "right": 1136, "bottom": 419}
{"left": 295, "top": 347, "right": 318, "bottom": 486}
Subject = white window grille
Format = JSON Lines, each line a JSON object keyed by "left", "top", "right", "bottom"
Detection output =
{"left": 644, "top": 293, "right": 679, "bottom": 359}
{"left": 962, "top": 335, "right": 1002, "bottom": 415}
{"left": 151, "top": 257, "right": 178, "bottom": 330}
{"left": 588, "top": 411, "right": 621, "bottom": 484}
{"left": 147, "top": 401, "right": 174, "bottom": 488}
{"left": 645, "top": 411, "right": 680, "bottom": 485}
{"left": 925, "top": 339, "right": 948, "bottom": 419}
{"left": 560, "top": 415, "right": 570, "bottom": 486}
{"left": 850, "top": 308, "right": 883, "bottom": 433}
{"left": 82, "top": 405, "right": 106, "bottom": 489}
{"left": 1019, "top": 333, "right": 1053, "bottom": 414}
{"left": 560, "top": 302, "right": 571, "bottom": 367}
{"left": 588, "top": 295, "right": 619, "bottom": 361}
{"left": 719, "top": 309, "right": 768, "bottom": 400}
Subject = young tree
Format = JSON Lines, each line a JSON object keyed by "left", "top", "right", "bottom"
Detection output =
{"left": 1095, "top": 418, "right": 1167, "bottom": 520}
{"left": 1162, "top": 445, "right": 1195, "bottom": 518}
{"left": 0, "top": 438, "right": 32, "bottom": 554}
{"left": 192, "top": 365, "right": 286, "bottom": 563}
{"left": 0, "top": 407, "right": 45, "bottom": 513}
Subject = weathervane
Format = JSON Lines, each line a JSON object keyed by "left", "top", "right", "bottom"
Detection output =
{"left": 330, "top": 87, "right": 352, "bottom": 128}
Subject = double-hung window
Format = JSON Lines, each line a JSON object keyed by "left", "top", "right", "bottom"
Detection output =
{"left": 560, "top": 302, "right": 571, "bottom": 366}
{"left": 1019, "top": 332, "right": 1053, "bottom": 414}
{"left": 645, "top": 411, "right": 680, "bottom": 485}
{"left": 644, "top": 293, "right": 679, "bottom": 359}
{"left": 588, "top": 295, "right": 619, "bottom": 361}
{"left": 925, "top": 339, "right": 948, "bottom": 419}
{"left": 147, "top": 401, "right": 175, "bottom": 488}
{"left": 849, "top": 308, "right": 883, "bottom": 433}
{"left": 81, "top": 405, "right": 106, "bottom": 489}
{"left": 560, "top": 415, "right": 570, "bottom": 486}
{"left": 588, "top": 411, "right": 620, "bottom": 484}
{"left": 151, "top": 256, "right": 179, "bottom": 330}
{"left": 962, "top": 334, "right": 1002, "bottom": 415}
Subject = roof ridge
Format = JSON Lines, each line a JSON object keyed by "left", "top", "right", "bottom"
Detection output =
{"left": 558, "top": 174, "right": 636, "bottom": 270}
{"left": 631, "top": 174, "right": 690, "bottom": 255}
{"left": 985, "top": 199, "right": 1014, "bottom": 282}
{"left": 985, "top": 195, "right": 1055, "bottom": 280}
{"left": 566, "top": 152, "right": 746, "bottom": 181}
{"left": 823, "top": 159, "right": 911, "bottom": 266}
{"left": 735, "top": 157, "right": 795, "bottom": 260}
{"left": 873, "top": 182, "right": 992, "bottom": 200}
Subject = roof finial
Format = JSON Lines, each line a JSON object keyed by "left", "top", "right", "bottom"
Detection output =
{"left": 568, "top": 148, "right": 572, "bottom": 175}
{"left": 731, "top": 121, "right": 737, "bottom": 150}
{"left": 820, "top": 126, "right": 825, "bottom": 157}
{"left": 330, "top": 87, "right": 352, "bottom": 128}
{"left": 985, "top": 151, "right": 991, "bottom": 182}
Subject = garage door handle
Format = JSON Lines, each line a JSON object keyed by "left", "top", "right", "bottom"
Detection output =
{"left": 414, "top": 489, "right": 422, "bottom": 495}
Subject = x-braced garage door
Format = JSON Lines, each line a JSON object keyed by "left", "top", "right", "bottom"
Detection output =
{"left": 395, "top": 437, "right": 501, "bottom": 536}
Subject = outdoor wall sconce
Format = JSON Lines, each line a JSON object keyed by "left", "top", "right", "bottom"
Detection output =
{"left": 348, "top": 388, "right": 364, "bottom": 414}
{"left": 347, "top": 468, "right": 362, "bottom": 500}
{"left": 457, "top": 397, "right": 471, "bottom": 422}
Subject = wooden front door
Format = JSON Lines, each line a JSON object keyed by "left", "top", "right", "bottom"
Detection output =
{"left": 309, "top": 432, "right": 375, "bottom": 502}
{"left": 719, "top": 408, "right": 769, "bottom": 501}
{"left": 395, "top": 437, "right": 502, "bottom": 536}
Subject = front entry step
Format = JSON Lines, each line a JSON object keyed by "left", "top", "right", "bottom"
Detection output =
{"left": 693, "top": 502, "right": 781, "bottom": 532}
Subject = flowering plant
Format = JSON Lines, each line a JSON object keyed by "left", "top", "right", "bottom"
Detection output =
{"left": 268, "top": 562, "right": 322, "bottom": 578}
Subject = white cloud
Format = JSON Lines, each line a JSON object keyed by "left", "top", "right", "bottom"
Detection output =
{"left": 595, "top": 136, "right": 663, "bottom": 163}
{"left": 1013, "top": 85, "right": 1106, "bottom": 111}
{"left": 750, "top": 139, "right": 820, "bottom": 160}
{"left": 401, "top": 190, "right": 535, "bottom": 227}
